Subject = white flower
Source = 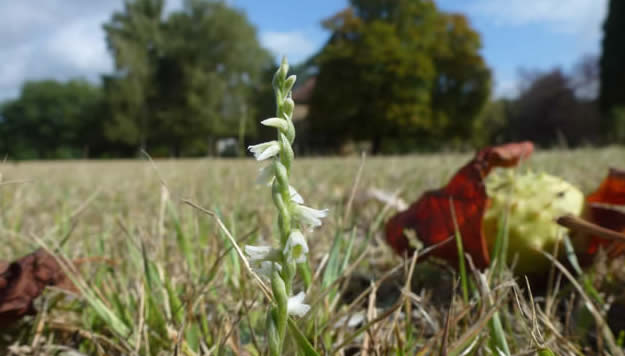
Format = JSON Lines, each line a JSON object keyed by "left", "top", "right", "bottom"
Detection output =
{"left": 333, "top": 312, "right": 365, "bottom": 328}
{"left": 284, "top": 230, "right": 308, "bottom": 263}
{"left": 294, "top": 204, "right": 328, "bottom": 229}
{"left": 248, "top": 141, "right": 280, "bottom": 161}
{"left": 256, "top": 165, "right": 275, "bottom": 186}
{"left": 287, "top": 292, "right": 310, "bottom": 317}
{"left": 261, "top": 117, "right": 289, "bottom": 131}
{"left": 289, "top": 186, "right": 304, "bottom": 204}
{"left": 245, "top": 245, "right": 281, "bottom": 278}
{"left": 244, "top": 245, "right": 277, "bottom": 262}
{"left": 253, "top": 260, "right": 282, "bottom": 278}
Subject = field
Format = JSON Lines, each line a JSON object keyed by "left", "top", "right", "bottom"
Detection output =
{"left": 2, "top": 146, "right": 625, "bottom": 355}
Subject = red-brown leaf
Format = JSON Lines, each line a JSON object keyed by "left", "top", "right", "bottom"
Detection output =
{"left": 0, "top": 249, "right": 75, "bottom": 328}
{"left": 584, "top": 168, "right": 625, "bottom": 257}
{"left": 475, "top": 141, "right": 534, "bottom": 172}
{"left": 385, "top": 142, "right": 534, "bottom": 268}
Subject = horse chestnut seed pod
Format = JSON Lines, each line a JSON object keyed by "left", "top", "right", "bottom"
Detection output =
{"left": 483, "top": 170, "right": 585, "bottom": 274}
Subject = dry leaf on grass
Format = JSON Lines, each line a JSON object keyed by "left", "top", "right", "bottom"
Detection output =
{"left": 385, "top": 141, "right": 625, "bottom": 271}
{"left": 583, "top": 168, "right": 625, "bottom": 259}
{"left": 0, "top": 248, "right": 75, "bottom": 328}
{"left": 385, "top": 141, "right": 534, "bottom": 268}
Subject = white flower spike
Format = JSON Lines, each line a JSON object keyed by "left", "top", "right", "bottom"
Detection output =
{"left": 248, "top": 141, "right": 280, "bottom": 161}
{"left": 250, "top": 58, "right": 326, "bottom": 353}
{"left": 284, "top": 230, "right": 309, "bottom": 263}
{"left": 294, "top": 204, "right": 328, "bottom": 229}
{"left": 287, "top": 292, "right": 310, "bottom": 317}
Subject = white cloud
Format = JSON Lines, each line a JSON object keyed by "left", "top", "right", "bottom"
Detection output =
{"left": 467, "top": 0, "right": 608, "bottom": 94}
{"left": 0, "top": 44, "right": 32, "bottom": 86}
{"left": 0, "top": 2, "right": 56, "bottom": 44}
{"left": 0, "top": 1, "right": 126, "bottom": 101}
{"left": 0, "top": 42, "right": 37, "bottom": 99}
{"left": 469, "top": 0, "right": 607, "bottom": 30}
{"left": 469, "top": 0, "right": 607, "bottom": 25}
{"left": 46, "top": 17, "right": 112, "bottom": 74}
{"left": 260, "top": 31, "right": 317, "bottom": 64}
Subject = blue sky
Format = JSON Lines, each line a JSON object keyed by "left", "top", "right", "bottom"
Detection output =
{"left": 0, "top": 0, "right": 608, "bottom": 100}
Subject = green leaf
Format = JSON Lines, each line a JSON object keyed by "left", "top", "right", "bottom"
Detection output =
{"left": 288, "top": 318, "right": 321, "bottom": 356}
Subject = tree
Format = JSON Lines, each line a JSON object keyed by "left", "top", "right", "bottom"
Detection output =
{"left": 156, "top": 0, "right": 271, "bottom": 155}
{"left": 506, "top": 69, "right": 600, "bottom": 146}
{"left": 571, "top": 54, "right": 599, "bottom": 99}
{"left": 308, "top": 0, "right": 490, "bottom": 153}
{"left": 103, "top": 0, "right": 164, "bottom": 152}
{"left": 599, "top": 0, "right": 625, "bottom": 139}
{"left": 0, "top": 80, "right": 104, "bottom": 159}
{"left": 431, "top": 14, "right": 491, "bottom": 142}
{"left": 103, "top": 0, "right": 271, "bottom": 156}
{"left": 471, "top": 98, "right": 511, "bottom": 146}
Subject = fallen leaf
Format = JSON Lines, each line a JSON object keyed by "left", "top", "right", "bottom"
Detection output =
{"left": 0, "top": 249, "right": 75, "bottom": 328}
{"left": 385, "top": 142, "right": 534, "bottom": 268}
{"left": 584, "top": 168, "right": 625, "bottom": 258}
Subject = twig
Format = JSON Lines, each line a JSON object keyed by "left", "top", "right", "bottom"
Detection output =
{"left": 344, "top": 152, "right": 367, "bottom": 221}
{"left": 557, "top": 214, "right": 625, "bottom": 242}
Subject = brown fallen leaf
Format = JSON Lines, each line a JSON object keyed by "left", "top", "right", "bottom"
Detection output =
{"left": 386, "top": 141, "right": 625, "bottom": 273}
{"left": 0, "top": 249, "right": 75, "bottom": 328}
{"left": 385, "top": 141, "right": 534, "bottom": 269}
{"left": 582, "top": 168, "right": 625, "bottom": 259}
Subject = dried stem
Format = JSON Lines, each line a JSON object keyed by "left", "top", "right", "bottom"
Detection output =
{"left": 557, "top": 214, "right": 625, "bottom": 242}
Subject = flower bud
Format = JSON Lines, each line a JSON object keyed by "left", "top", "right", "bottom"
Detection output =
{"left": 278, "top": 57, "right": 289, "bottom": 80}
{"left": 284, "top": 75, "right": 296, "bottom": 93}
{"left": 283, "top": 97, "right": 295, "bottom": 119}
{"left": 262, "top": 117, "right": 289, "bottom": 131}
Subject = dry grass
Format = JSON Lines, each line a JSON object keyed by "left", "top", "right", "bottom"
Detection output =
{"left": 1, "top": 146, "right": 624, "bottom": 355}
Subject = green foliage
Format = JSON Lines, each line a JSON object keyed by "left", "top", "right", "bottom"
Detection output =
{"left": 102, "top": 0, "right": 164, "bottom": 152}
{"left": 609, "top": 106, "right": 625, "bottom": 142}
{"left": 103, "top": 0, "right": 271, "bottom": 156}
{"left": 0, "top": 80, "right": 105, "bottom": 159}
{"left": 308, "top": 0, "right": 490, "bottom": 153}
{"left": 0, "top": 0, "right": 272, "bottom": 159}
{"left": 599, "top": 0, "right": 625, "bottom": 136}
{"left": 431, "top": 14, "right": 492, "bottom": 142}
{"left": 472, "top": 98, "right": 510, "bottom": 146}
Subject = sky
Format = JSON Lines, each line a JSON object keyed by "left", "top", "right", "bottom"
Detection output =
{"left": 0, "top": 0, "right": 608, "bottom": 101}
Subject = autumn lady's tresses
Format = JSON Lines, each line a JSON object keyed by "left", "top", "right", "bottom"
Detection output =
{"left": 245, "top": 57, "right": 327, "bottom": 356}
{"left": 385, "top": 142, "right": 625, "bottom": 275}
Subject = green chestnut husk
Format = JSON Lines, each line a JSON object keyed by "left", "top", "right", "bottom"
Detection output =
{"left": 483, "top": 169, "right": 585, "bottom": 275}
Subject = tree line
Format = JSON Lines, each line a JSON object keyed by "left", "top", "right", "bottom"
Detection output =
{"left": 1, "top": 0, "right": 272, "bottom": 159}
{"left": 0, "top": 0, "right": 623, "bottom": 159}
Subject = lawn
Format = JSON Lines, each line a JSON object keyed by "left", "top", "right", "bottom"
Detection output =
{"left": 1, "top": 146, "right": 624, "bottom": 355}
